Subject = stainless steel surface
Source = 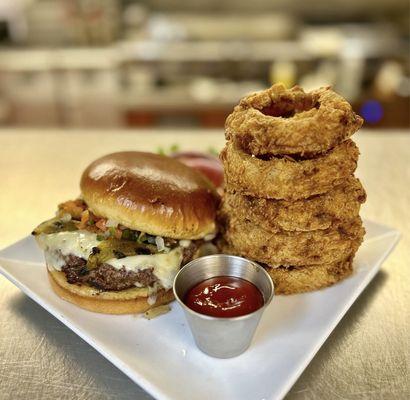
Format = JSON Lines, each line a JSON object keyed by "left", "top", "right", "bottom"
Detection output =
{"left": 173, "top": 255, "right": 274, "bottom": 358}
{"left": 0, "top": 129, "right": 409, "bottom": 399}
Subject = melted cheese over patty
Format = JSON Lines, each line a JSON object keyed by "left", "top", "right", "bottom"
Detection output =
{"left": 36, "top": 231, "right": 183, "bottom": 289}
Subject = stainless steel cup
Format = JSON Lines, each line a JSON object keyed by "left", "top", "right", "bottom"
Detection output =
{"left": 173, "top": 254, "right": 274, "bottom": 358}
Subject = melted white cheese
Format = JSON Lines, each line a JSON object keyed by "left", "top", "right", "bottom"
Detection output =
{"left": 36, "top": 231, "right": 100, "bottom": 270}
{"left": 36, "top": 231, "right": 183, "bottom": 289}
{"left": 105, "top": 247, "right": 182, "bottom": 289}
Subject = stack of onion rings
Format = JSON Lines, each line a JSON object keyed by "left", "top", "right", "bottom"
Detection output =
{"left": 218, "top": 84, "right": 366, "bottom": 294}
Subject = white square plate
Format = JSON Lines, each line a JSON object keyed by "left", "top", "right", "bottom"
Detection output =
{"left": 0, "top": 220, "right": 400, "bottom": 400}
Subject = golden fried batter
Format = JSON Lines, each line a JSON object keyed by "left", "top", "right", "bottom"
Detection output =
{"left": 225, "top": 84, "right": 363, "bottom": 156}
{"left": 220, "top": 176, "right": 366, "bottom": 232}
{"left": 219, "top": 214, "right": 364, "bottom": 267}
{"left": 220, "top": 240, "right": 354, "bottom": 294}
{"left": 221, "top": 140, "right": 359, "bottom": 200}
{"left": 266, "top": 258, "right": 353, "bottom": 294}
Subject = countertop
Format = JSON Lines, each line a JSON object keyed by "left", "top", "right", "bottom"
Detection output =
{"left": 0, "top": 128, "right": 409, "bottom": 400}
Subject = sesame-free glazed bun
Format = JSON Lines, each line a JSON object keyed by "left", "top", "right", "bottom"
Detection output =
{"left": 48, "top": 270, "right": 174, "bottom": 314}
{"left": 80, "top": 152, "right": 220, "bottom": 239}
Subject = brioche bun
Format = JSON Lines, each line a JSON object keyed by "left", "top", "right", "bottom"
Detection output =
{"left": 48, "top": 269, "right": 174, "bottom": 314}
{"left": 80, "top": 151, "right": 220, "bottom": 239}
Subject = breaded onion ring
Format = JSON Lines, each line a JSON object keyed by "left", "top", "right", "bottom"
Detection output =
{"left": 220, "top": 176, "right": 366, "bottom": 232}
{"left": 220, "top": 140, "right": 359, "bottom": 200}
{"left": 225, "top": 84, "right": 363, "bottom": 156}
{"left": 265, "top": 258, "right": 354, "bottom": 295}
{"left": 219, "top": 240, "right": 354, "bottom": 294}
{"left": 218, "top": 215, "right": 364, "bottom": 267}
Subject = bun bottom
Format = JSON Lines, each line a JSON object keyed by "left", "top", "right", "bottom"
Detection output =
{"left": 48, "top": 269, "right": 174, "bottom": 314}
{"left": 266, "top": 258, "right": 353, "bottom": 295}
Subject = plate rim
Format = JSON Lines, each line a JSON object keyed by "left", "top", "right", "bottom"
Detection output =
{"left": 274, "top": 227, "right": 400, "bottom": 400}
{"left": 0, "top": 257, "right": 173, "bottom": 400}
{"left": 0, "top": 221, "right": 401, "bottom": 400}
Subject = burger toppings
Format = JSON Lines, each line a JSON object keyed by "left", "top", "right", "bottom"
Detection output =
{"left": 32, "top": 216, "right": 78, "bottom": 235}
{"left": 36, "top": 231, "right": 100, "bottom": 269}
{"left": 143, "top": 304, "right": 171, "bottom": 320}
{"left": 179, "top": 239, "right": 192, "bottom": 248}
{"left": 36, "top": 230, "right": 184, "bottom": 290}
{"left": 33, "top": 199, "right": 214, "bottom": 291}
{"left": 34, "top": 199, "right": 217, "bottom": 248}
{"left": 58, "top": 199, "right": 85, "bottom": 219}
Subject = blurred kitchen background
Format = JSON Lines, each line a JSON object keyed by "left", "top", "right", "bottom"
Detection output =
{"left": 0, "top": 0, "right": 408, "bottom": 129}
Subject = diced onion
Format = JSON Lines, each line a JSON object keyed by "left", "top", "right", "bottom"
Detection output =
{"left": 147, "top": 293, "right": 157, "bottom": 305}
{"left": 179, "top": 239, "right": 192, "bottom": 248}
{"left": 204, "top": 233, "right": 216, "bottom": 241}
{"left": 105, "top": 219, "right": 119, "bottom": 228}
{"left": 155, "top": 236, "right": 166, "bottom": 252}
{"left": 60, "top": 213, "right": 72, "bottom": 222}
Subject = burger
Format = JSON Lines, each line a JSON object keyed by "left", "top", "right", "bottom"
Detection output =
{"left": 32, "top": 151, "right": 220, "bottom": 314}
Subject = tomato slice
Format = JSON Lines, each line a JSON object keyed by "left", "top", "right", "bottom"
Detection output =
{"left": 171, "top": 152, "right": 223, "bottom": 188}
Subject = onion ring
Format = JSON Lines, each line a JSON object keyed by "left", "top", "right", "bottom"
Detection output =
{"left": 220, "top": 176, "right": 366, "bottom": 232}
{"left": 225, "top": 84, "right": 363, "bottom": 156}
{"left": 219, "top": 242, "right": 354, "bottom": 294}
{"left": 218, "top": 215, "right": 364, "bottom": 267}
{"left": 265, "top": 258, "right": 353, "bottom": 295}
{"left": 220, "top": 140, "right": 359, "bottom": 200}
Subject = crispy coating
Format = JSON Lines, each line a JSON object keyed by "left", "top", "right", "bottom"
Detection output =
{"left": 220, "top": 176, "right": 366, "bottom": 232}
{"left": 265, "top": 258, "right": 354, "bottom": 295}
{"left": 225, "top": 84, "right": 363, "bottom": 156}
{"left": 219, "top": 214, "right": 364, "bottom": 267}
{"left": 219, "top": 241, "right": 355, "bottom": 294}
{"left": 221, "top": 140, "right": 359, "bottom": 200}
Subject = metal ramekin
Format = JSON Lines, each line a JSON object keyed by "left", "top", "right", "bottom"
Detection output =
{"left": 173, "top": 254, "right": 274, "bottom": 358}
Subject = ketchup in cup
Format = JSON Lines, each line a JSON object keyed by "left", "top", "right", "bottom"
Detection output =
{"left": 173, "top": 254, "right": 274, "bottom": 358}
{"left": 184, "top": 276, "right": 264, "bottom": 318}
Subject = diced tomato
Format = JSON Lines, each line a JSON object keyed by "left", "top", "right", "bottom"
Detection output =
{"left": 79, "top": 210, "right": 90, "bottom": 229}
{"left": 58, "top": 199, "right": 86, "bottom": 219}
{"left": 95, "top": 218, "right": 107, "bottom": 231}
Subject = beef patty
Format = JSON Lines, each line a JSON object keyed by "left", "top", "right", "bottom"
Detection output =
{"left": 59, "top": 242, "right": 199, "bottom": 291}
{"left": 61, "top": 253, "right": 157, "bottom": 291}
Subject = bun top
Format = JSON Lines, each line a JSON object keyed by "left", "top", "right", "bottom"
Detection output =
{"left": 80, "top": 152, "right": 220, "bottom": 239}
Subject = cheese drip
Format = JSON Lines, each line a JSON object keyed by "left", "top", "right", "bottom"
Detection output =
{"left": 36, "top": 231, "right": 183, "bottom": 289}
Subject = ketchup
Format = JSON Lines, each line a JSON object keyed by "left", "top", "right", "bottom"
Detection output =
{"left": 184, "top": 276, "right": 264, "bottom": 318}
